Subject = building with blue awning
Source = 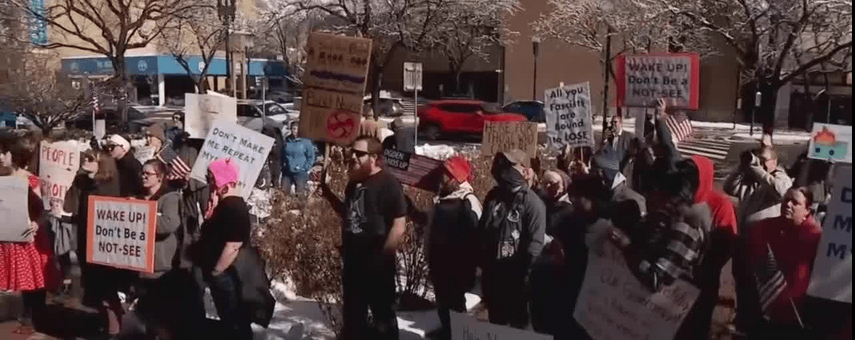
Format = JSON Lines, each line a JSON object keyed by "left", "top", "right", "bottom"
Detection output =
{"left": 61, "top": 54, "right": 289, "bottom": 106}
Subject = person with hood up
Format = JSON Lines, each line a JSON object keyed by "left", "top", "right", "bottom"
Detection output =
{"left": 530, "top": 169, "right": 574, "bottom": 335}
{"left": 105, "top": 134, "right": 143, "bottom": 197}
{"left": 723, "top": 146, "right": 792, "bottom": 333}
{"left": 382, "top": 118, "right": 416, "bottom": 154}
{"left": 478, "top": 149, "right": 546, "bottom": 329}
{"left": 280, "top": 121, "right": 315, "bottom": 195}
{"left": 592, "top": 151, "right": 647, "bottom": 217}
{"left": 673, "top": 155, "right": 738, "bottom": 340}
{"left": 409, "top": 156, "right": 482, "bottom": 340}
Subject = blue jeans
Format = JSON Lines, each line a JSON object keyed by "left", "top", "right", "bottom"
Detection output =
{"left": 281, "top": 171, "right": 309, "bottom": 195}
{"left": 207, "top": 269, "right": 252, "bottom": 340}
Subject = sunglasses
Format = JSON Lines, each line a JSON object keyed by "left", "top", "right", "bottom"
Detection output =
{"left": 348, "top": 149, "right": 371, "bottom": 159}
{"left": 84, "top": 156, "right": 97, "bottom": 163}
{"left": 141, "top": 171, "right": 159, "bottom": 178}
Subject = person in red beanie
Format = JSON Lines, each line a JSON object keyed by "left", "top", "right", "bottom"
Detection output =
{"left": 410, "top": 155, "right": 482, "bottom": 340}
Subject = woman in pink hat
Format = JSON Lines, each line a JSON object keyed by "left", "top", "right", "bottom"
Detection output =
{"left": 196, "top": 158, "right": 253, "bottom": 339}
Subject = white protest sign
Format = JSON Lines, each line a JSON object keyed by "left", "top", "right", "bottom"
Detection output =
{"left": 191, "top": 120, "right": 274, "bottom": 198}
{"left": 616, "top": 53, "right": 700, "bottom": 110}
{"left": 808, "top": 123, "right": 852, "bottom": 164}
{"left": 86, "top": 196, "right": 157, "bottom": 273}
{"left": 39, "top": 140, "right": 79, "bottom": 217}
{"left": 574, "top": 242, "right": 699, "bottom": 340}
{"left": 450, "top": 311, "right": 552, "bottom": 340}
{"left": 185, "top": 93, "right": 238, "bottom": 139}
{"left": 0, "top": 177, "right": 31, "bottom": 242}
{"left": 135, "top": 146, "right": 156, "bottom": 164}
{"left": 808, "top": 167, "right": 852, "bottom": 303}
{"left": 545, "top": 82, "right": 594, "bottom": 150}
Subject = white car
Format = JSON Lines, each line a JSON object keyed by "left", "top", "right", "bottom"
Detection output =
{"left": 237, "top": 100, "right": 299, "bottom": 132}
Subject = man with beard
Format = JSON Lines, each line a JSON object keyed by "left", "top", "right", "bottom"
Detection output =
{"left": 478, "top": 149, "right": 546, "bottom": 329}
{"left": 320, "top": 136, "right": 408, "bottom": 340}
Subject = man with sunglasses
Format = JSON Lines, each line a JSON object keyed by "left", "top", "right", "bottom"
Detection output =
{"left": 320, "top": 136, "right": 407, "bottom": 340}
{"left": 106, "top": 134, "right": 143, "bottom": 197}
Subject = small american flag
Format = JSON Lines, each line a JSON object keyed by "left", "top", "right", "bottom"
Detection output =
{"left": 665, "top": 111, "right": 694, "bottom": 144}
{"left": 756, "top": 243, "right": 788, "bottom": 317}
{"left": 156, "top": 144, "right": 191, "bottom": 181}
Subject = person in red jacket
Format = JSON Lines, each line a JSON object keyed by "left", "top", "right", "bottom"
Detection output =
{"left": 749, "top": 187, "right": 822, "bottom": 337}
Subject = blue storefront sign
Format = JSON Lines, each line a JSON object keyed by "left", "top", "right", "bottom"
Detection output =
{"left": 29, "top": 0, "right": 48, "bottom": 46}
{"left": 62, "top": 55, "right": 288, "bottom": 78}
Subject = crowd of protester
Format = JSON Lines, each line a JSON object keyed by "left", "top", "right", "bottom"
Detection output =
{"left": 0, "top": 97, "right": 850, "bottom": 340}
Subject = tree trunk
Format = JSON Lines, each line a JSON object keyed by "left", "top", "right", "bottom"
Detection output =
{"left": 449, "top": 61, "right": 463, "bottom": 93}
{"left": 757, "top": 81, "right": 780, "bottom": 136}
{"left": 115, "top": 55, "right": 130, "bottom": 132}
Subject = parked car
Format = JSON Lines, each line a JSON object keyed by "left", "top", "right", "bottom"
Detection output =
{"left": 417, "top": 100, "right": 527, "bottom": 140}
{"left": 127, "top": 106, "right": 185, "bottom": 133}
{"left": 503, "top": 100, "right": 545, "bottom": 122}
{"left": 237, "top": 100, "right": 299, "bottom": 132}
{"left": 364, "top": 93, "right": 405, "bottom": 117}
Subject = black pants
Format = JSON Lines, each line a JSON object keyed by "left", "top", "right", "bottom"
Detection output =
{"left": 136, "top": 269, "right": 206, "bottom": 340}
{"left": 431, "top": 270, "right": 470, "bottom": 340}
{"left": 206, "top": 269, "right": 253, "bottom": 340}
{"left": 733, "top": 236, "right": 762, "bottom": 334}
{"left": 342, "top": 256, "right": 399, "bottom": 340}
{"left": 482, "top": 268, "right": 529, "bottom": 329}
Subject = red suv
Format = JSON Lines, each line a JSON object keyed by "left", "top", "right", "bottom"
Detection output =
{"left": 417, "top": 100, "right": 527, "bottom": 140}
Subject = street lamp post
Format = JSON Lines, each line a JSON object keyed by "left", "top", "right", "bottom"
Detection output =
{"left": 750, "top": 90, "right": 761, "bottom": 136}
{"left": 217, "top": 0, "right": 236, "bottom": 93}
{"left": 532, "top": 37, "right": 541, "bottom": 101}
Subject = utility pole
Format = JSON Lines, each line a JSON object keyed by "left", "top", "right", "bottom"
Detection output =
{"left": 601, "top": 25, "right": 613, "bottom": 144}
{"left": 218, "top": 0, "right": 236, "bottom": 94}
{"left": 532, "top": 37, "right": 540, "bottom": 101}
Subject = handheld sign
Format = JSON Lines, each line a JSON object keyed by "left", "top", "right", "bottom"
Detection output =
{"left": 39, "top": 140, "right": 79, "bottom": 217}
{"left": 185, "top": 93, "right": 238, "bottom": 139}
{"left": 808, "top": 123, "right": 852, "bottom": 163}
{"left": 300, "top": 33, "right": 372, "bottom": 145}
{"left": 86, "top": 196, "right": 157, "bottom": 273}
{"left": 808, "top": 167, "right": 852, "bottom": 303}
{"left": 481, "top": 121, "right": 539, "bottom": 159}
{"left": 135, "top": 146, "right": 156, "bottom": 164}
{"left": 191, "top": 120, "right": 274, "bottom": 199}
{"left": 383, "top": 149, "right": 443, "bottom": 191}
{"left": 0, "top": 177, "right": 31, "bottom": 242}
{"left": 450, "top": 311, "right": 552, "bottom": 340}
{"left": 545, "top": 82, "right": 594, "bottom": 150}
{"left": 574, "top": 242, "right": 699, "bottom": 340}
{"left": 616, "top": 53, "right": 701, "bottom": 110}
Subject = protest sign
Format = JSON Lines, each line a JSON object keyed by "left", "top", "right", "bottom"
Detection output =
{"left": 185, "top": 93, "right": 238, "bottom": 139}
{"left": 808, "top": 167, "right": 852, "bottom": 303}
{"left": 808, "top": 123, "right": 852, "bottom": 163}
{"left": 190, "top": 120, "right": 274, "bottom": 198}
{"left": 383, "top": 149, "right": 443, "bottom": 191}
{"left": 574, "top": 242, "right": 699, "bottom": 340}
{"left": 545, "top": 82, "right": 594, "bottom": 149}
{"left": 481, "top": 121, "right": 539, "bottom": 158}
{"left": 0, "top": 177, "right": 31, "bottom": 242}
{"left": 135, "top": 146, "right": 156, "bottom": 164}
{"left": 86, "top": 196, "right": 157, "bottom": 273}
{"left": 616, "top": 53, "right": 701, "bottom": 110}
{"left": 450, "top": 311, "right": 552, "bottom": 340}
{"left": 39, "top": 140, "right": 79, "bottom": 217}
{"left": 300, "top": 32, "right": 372, "bottom": 145}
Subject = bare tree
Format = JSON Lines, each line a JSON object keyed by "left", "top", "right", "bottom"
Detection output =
{"left": 434, "top": 0, "right": 520, "bottom": 93}
{"left": 14, "top": 0, "right": 195, "bottom": 129}
{"left": 256, "top": 3, "right": 322, "bottom": 87}
{"left": 282, "top": 0, "right": 450, "bottom": 116}
{"left": 648, "top": 0, "right": 851, "bottom": 130}
{"left": 160, "top": 1, "right": 228, "bottom": 94}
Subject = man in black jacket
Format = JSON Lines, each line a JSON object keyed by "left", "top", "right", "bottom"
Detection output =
{"left": 106, "top": 134, "right": 143, "bottom": 197}
{"left": 479, "top": 149, "right": 546, "bottom": 329}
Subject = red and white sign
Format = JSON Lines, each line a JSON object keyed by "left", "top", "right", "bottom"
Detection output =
{"left": 39, "top": 140, "right": 79, "bottom": 217}
{"left": 86, "top": 196, "right": 157, "bottom": 273}
{"left": 616, "top": 53, "right": 701, "bottom": 110}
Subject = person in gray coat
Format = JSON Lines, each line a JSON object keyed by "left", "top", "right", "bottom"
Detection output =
{"left": 478, "top": 149, "right": 546, "bottom": 330}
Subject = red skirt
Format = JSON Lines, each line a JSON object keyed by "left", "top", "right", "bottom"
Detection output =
{"left": 0, "top": 233, "right": 57, "bottom": 291}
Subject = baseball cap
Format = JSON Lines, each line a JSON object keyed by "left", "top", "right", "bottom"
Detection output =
{"left": 208, "top": 158, "right": 240, "bottom": 190}
{"left": 444, "top": 156, "right": 472, "bottom": 183}
{"left": 499, "top": 149, "right": 531, "bottom": 168}
{"left": 107, "top": 135, "right": 130, "bottom": 151}
{"left": 147, "top": 125, "right": 166, "bottom": 143}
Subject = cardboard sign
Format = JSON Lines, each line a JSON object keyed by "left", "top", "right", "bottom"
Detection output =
{"left": 808, "top": 123, "right": 852, "bottom": 163}
{"left": 808, "top": 167, "right": 852, "bottom": 303}
{"left": 0, "top": 177, "right": 31, "bottom": 242}
{"left": 135, "top": 146, "right": 156, "bottom": 164}
{"left": 300, "top": 33, "right": 372, "bottom": 145}
{"left": 190, "top": 120, "right": 274, "bottom": 198}
{"left": 616, "top": 53, "right": 701, "bottom": 110}
{"left": 383, "top": 149, "right": 443, "bottom": 191}
{"left": 39, "top": 140, "right": 79, "bottom": 217}
{"left": 450, "top": 311, "right": 552, "bottom": 340}
{"left": 185, "top": 93, "right": 238, "bottom": 139}
{"left": 481, "top": 121, "right": 539, "bottom": 159}
{"left": 545, "top": 82, "right": 594, "bottom": 149}
{"left": 574, "top": 242, "right": 700, "bottom": 340}
{"left": 86, "top": 196, "right": 157, "bottom": 273}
